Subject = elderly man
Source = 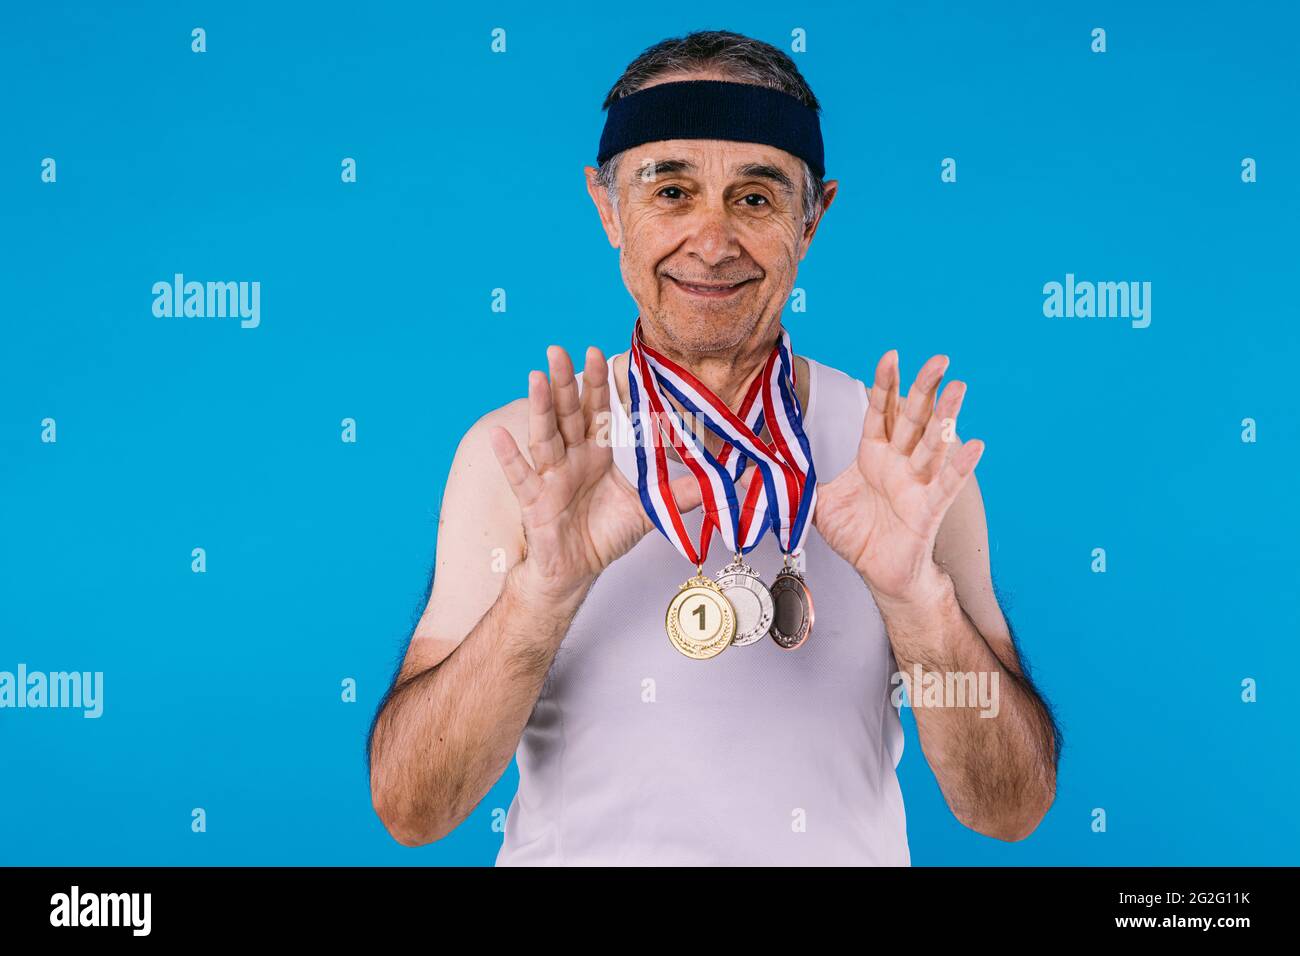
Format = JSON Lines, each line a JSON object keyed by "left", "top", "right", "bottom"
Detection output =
{"left": 369, "top": 30, "right": 1059, "bottom": 865}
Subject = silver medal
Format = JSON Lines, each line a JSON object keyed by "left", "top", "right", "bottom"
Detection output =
{"left": 714, "top": 558, "right": 775, "bottom": 647}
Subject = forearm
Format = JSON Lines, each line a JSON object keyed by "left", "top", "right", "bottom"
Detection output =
{"left": 875, "top": 568, "right": 1057, "bottom": 841}
{"left": 369, "top": 564, "right": 590, "bottom": 846}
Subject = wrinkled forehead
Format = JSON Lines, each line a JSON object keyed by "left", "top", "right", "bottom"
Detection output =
{"left": 617, "top": 138, "right": 804, "bottom": 192}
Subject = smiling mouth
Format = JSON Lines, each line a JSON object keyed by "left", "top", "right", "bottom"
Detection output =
{"left": 667, "top": 276, "right": 758, "bottom": 298}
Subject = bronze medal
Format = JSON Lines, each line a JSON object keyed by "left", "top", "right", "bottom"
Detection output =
{"left": 768, "top": 566, "right": 813, "bottom": 650}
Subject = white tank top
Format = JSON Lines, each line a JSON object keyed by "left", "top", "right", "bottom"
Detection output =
{"left": 495, "top": 353, "right": 909, "bottom": 865}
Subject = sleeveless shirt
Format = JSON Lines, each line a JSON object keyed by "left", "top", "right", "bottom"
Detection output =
{"left": 495, "top": 353, "right": 910, "bottom": 866}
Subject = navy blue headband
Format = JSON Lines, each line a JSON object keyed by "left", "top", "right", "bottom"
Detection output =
{"left": 597, "top": 79, "right": 825, "bottom": 180}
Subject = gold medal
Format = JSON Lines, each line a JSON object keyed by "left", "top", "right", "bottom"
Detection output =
{"left": 665, "top": 569, "right": 737, "bottom": 660}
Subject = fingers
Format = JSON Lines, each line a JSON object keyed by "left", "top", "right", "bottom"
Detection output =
{"left": 862, "top": 349, "right": 898, "bottom": 442}
{"left": 526, "top": 345, "right": 607, "bottom": 475}
{"left": 925, "top": 438, "right": 985, "bottom": 518}
{"left": 489, "top": 425, "right": 544, "bottom": 507}
{"left": 527, "top": 369, "right": 566, "bottom": 470}
{"left": 548, "top": 345, "right": 586, "bottom": 447}
{"left": 891, "top": 354, "right": 949, "bottom": 455}
{"left": 908, "top": 379, "right": 967, "bottom": 481}
{"left": 581, "top": 346, "right": 611, "bottom": 441}
{"left": 668, "top": 469, "right": 705, "bottom": 514}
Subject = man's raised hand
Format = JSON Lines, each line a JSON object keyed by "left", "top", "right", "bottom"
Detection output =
{"left": 813, "top": 349, "right": 984, "bottom": 605}
{"left": 488, "top": 345, "right": 707, "bottom": 605}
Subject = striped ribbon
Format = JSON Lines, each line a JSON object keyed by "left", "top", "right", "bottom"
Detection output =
{"left": 627, "top": 319, "right": 817, "bottom": 567}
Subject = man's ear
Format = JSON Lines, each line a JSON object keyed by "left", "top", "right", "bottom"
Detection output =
{"left": 799, "top": 178, "right": 838, "bottom": 259}
{"left": 584, "top": 166, "right": 622, "bottom": 249}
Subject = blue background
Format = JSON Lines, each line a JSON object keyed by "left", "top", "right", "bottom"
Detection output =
{"left": 2, "top": 0, "right": 1296, "bottom": 865}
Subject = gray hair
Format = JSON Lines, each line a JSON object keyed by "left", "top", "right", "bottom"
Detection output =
{"left": 594, "top": 30, "right": 827, "bottom": 228}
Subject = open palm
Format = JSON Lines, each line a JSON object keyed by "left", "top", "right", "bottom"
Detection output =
{"left": 814, "top": 350, "right": 984, "bottom": 604}
{"left": 488, "top": 345, "right": 710, "bottom": 603}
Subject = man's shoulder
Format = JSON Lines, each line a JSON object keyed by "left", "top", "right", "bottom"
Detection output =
{"left": 466, "top": 350, "right": 615, "bottom": 437}
{"left": 804, "top": 354, "right": 862, "bottom": 382}
{"left": 803, "top": 354, "right": 870, "bottom": 411}
{"left": 446, "top": 397, "right": 532, "bottom": 486}
{"left": 465, "top": 396, "right": 529, "bottom": 445}
{"left": 457, "top": 351, "right": 614, "bottom": 470}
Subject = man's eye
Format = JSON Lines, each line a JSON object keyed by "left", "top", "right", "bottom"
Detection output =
{"left": 741, "top": 194, "right": 769, "bottom": 206}
{"left": 657, "top": 186, "right": 685, "bottom": 199}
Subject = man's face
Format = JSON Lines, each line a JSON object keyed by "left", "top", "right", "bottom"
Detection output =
{"left": 603, "top": 137, "right": 810, "bottom": 355}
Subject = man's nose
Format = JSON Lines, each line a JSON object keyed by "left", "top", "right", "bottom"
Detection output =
{"left": 681, "top": 201, "right": 740, "bottom": 266}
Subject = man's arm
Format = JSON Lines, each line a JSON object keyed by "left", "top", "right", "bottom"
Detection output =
{"left": 367, "top": 403, "right": 586, "bottom": 846}
{"left": 879, "top": 447, "right": 1059, "bottom": 842}
{"left": 815, "top": 352, "right": 1058, "bottom": 843}
{"left": 368, "top": 345, "right": 704, "bottom": 847}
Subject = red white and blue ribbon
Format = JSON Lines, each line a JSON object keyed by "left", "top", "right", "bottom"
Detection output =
{"left": 628, "top": 336, "right": 745, "bottom": 566}
{"left": 702, "top": 370, "right": 770, "bottom": 556}
{"left": 627, "top": 320, "right": 816, "bottom": 566}
{"left": 637, "top": 323, "right": 816, "bottom": 554}
{"left": 761, "top": 327, "right": 817, "bottom": 553}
